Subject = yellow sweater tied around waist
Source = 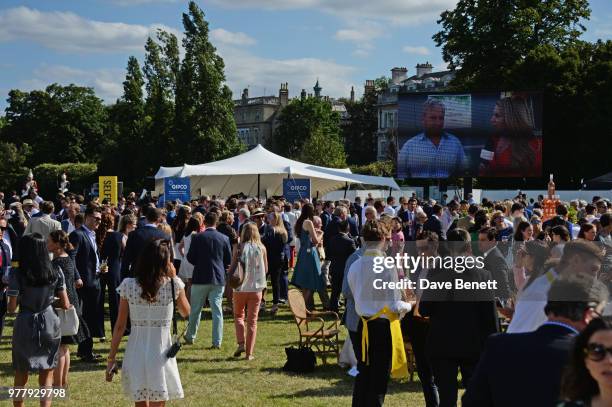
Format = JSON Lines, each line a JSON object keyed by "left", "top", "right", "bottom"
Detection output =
{"left": 360, "top": 306, "right": 408, "bottom": 379}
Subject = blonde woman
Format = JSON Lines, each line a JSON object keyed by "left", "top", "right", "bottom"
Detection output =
{"left": 262, "top": 212, "right": 289, "bottom": 314}
{"left": 232, "top": 223, "right": 268, "bottom": 360}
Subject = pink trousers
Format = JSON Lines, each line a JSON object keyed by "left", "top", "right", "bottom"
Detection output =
{"left": 232, "top": 291, "right": 263, "bottom": 357}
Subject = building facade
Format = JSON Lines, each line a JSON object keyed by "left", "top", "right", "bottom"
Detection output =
{"left": 233, "top": 81, "right": 351, "bottom": 149}
{"left": 375, "top": 63, "right": 456, "bottom": 160}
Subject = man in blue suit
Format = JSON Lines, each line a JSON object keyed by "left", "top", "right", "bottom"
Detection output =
{"left": 70, "top": 206, "right": 103, "bottom": 362}
{"left": 463, "top": 274, "right": 609, "bottom": 407}
{"left": 120, "top": 208, "right": 170, "bottom": 280}
{"left": 185, "top": 211, "right": 232, "bottom": 348}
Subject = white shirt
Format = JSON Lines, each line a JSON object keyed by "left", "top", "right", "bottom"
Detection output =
{"left": 440, "top": 209, "right": 457, "bottom": 239}
{"left": 347, "top": 249, "right": 411, "bottom": 319}
{"left": 383, "top": 206, "right": 396, "bottom": 217}
{"left": 507, "top": 269, "right": 558, "bottom": 333}
{"left": 65, "top": 219, "right": 76, "bottom": 234}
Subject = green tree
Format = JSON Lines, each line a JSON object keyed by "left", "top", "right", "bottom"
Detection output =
{"left": 434, "top": 0, "right": 591, "bottom": 88}
{"left": 300, "top": 127, "right": 346, "bottom": 168}
{"left": 173, "top": 1, "right": 242, "bottom": 164}
{"left": 0, "top": 141, "right": 30, "bottom": 191}
{"left": 2, "top": 84, "right": 107, "bottom": 166}
{"left": 272, "top": 97, "right": 342, "bottom": 159}
{"left": 144, "top": 36, "right": 175, "bottom": 171}
{"left": 102, "top": 56, "right": 147, "bottom": 188}
{"left": 342, "top": 88, "right": 379, "bottom": 165}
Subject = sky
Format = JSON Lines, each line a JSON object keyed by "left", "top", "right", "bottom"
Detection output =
{"left": 0, "top": 0, "right": 611, "bottom": 110}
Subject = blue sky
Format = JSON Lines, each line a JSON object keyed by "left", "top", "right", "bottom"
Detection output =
{"left": 1, "top": 0, "right": 611, "bottom": 110}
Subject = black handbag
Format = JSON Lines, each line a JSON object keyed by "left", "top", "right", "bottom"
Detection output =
{"left": 283, "top": 346, "right": 316, "bottom": 373}
{"left": 166, "top": 278, "right": 181, "bottom": 358}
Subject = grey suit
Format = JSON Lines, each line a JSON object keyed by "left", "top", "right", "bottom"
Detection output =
{"left": 23, "top": 214, "right": 61, "bottom": 239}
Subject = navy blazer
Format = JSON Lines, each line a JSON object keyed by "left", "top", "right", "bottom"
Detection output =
{"left": 462, "top": 323, "right": 576, "bottom": 407}
{"left": 187, "top": 228, "right": 232, "bottom": 286}
{"left": 0, "top": 240, "right": 10, "bottom": 288}
{"left": 120, "top": 225, "right": 170, "bottom": 280}
{"left": 262, "top": 220, "right": 293, "bottom": 269}
{"left": 423, "top": 216, "right": 443, "bottom": 240}
{"left": 69, "top": 226, "right": 98, "bottom": 288}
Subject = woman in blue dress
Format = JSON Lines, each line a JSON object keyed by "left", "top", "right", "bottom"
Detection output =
{"left": 290, "top": 203, "right": 324, "bottom": 309}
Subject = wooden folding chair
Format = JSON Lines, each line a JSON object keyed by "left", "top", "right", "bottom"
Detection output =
{"left": 287, "top": 289, "right": 340, "bottom": 364}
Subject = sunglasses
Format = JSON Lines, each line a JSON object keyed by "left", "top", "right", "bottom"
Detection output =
{"left": 585, "top": 342, "right": 612, "bottom": 362}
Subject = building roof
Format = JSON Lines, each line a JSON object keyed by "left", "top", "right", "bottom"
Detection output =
{"left": 403, "top": 70, "right": 454, "bottom": 82}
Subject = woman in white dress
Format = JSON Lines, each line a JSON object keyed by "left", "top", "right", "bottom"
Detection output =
{"left": 106, "top": 239, "right": 190, "bottom": 406}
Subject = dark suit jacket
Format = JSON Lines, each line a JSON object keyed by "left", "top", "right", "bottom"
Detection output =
{"left": 69, "top": 226, "right": 98, "bottom": 288}
{"left": 462, "top": 323, "right": 576, "bottom": 407}
{"left": 2, "top": 223, "right": 19, "bottom": 262}
{"left": 120, "top": 225, "right": 170, "bottom": 279}
{"left": 187, "top": 228, "right": 232, "bottom": 286}
{"left": 326, "top": 233, "right": 356, "bottom": 278}
{"left": 0, "top": 240, "right": 10, "bottom": 289}
{"left": 483, "top": 246, "right": 511, "bottom": 301}
{"left": 423, "top": 216, "right": 443, "bottom": 240}
{"left": 419, "top": 265, "right": 499, "bottom": 360}
{"left": 321, "top": 211, "right": 333, "bottom": 230}
{"left": 323, "top": 215, "right": 342, "bottom": 250}
{"left": 354, "top": 204, "right": 363, "bottom": 229}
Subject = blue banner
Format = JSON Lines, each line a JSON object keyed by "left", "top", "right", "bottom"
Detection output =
{"left": 283, "top": 178, "right": 311, "bottom": 202}
{"left": 164, "top": 177, "right": 191, "bottom": 204}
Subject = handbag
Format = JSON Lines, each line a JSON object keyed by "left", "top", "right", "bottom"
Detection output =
{"left": 283, "top": 346, "right": 316, "bottom": 373}
{"left": 228, "top": 244, "right": 245, "bottom": 289}
{"left": 166, "top": 278, "right": 182, "bottom": 358}
{"left": 55, "top": 306, "right": 79, "bottom": 336}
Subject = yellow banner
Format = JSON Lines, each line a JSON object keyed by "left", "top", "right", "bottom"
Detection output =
{"left": 99, "top": 176, "right": 118, "bottom": 206}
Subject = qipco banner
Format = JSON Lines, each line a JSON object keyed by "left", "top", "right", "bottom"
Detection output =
{"left": 164, "top": 177, "right": 191, "bottom": 204}
{"left": 283, "top": 178, "right": 311, "bottom": 203}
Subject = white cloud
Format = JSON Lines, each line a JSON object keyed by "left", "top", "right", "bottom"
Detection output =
{"left": 402, "top": 45, "right": 431, "bottom": 56}
{"left": 215, "top": 44, "right": 356, "bottom": 100}
{"left": 210, "top": 28, "right": 256, "bottom": 46}
{"left": 0, "top": 6, "right": 178, "bottom": 53}
{"left": 209, "top": 0, "right": 458, "bottom": 25}
{"left": 22, "top": 65, "right": 125, "bottom": 103}
{"left": 334, "top": 22, "right": 384, "bottom": 57}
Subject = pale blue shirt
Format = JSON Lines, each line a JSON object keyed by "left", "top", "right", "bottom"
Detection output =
{"left": 398, "top": 132, "right": 466, "bottom": 178}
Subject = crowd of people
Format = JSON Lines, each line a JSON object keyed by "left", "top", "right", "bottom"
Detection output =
{"left": 1, "top": 185, "right": 611, "bottom": 406}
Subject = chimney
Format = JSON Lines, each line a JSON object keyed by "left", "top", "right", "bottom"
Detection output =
{"left": 241, "top": 88, "right": 249, "bottom": 103}
{"left": 350, "top": 86, "right": 355, "bottom": 103}
{"left": 279, "top": 82, "right": 288, "bottom": 107}
{"left": 300, "top": 89, "right": 307, "bottom": 100}
{"left": 364, "top": 80, "right": 375, "bottom": 95}
{"left": 416, "top": 62, "right": 433, "bottom": 78}
{"left": 391, "top": 67, "right": 408, "bottom": 85}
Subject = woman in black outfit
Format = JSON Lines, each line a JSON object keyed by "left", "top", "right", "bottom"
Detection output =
{"left": 8, "top": 202, "right": 27, "bottom": 237}
{"left": 218, "top": 211, "right": 239, "bottom": 309}
{"left": 101, "top": 214, "right": 136, "bottom": 333}
{"left": 262, "top": 211, "right": 289, "bottom": 314}
{"left": 48, "top": 230, "right": 90, "bottom": 388}
{"left": 171, "top": 205, "right": 191, "bottom": 271}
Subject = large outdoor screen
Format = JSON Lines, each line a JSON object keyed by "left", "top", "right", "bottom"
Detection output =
{"left": 395, "top": 91, "right": 543, "bottom": 179}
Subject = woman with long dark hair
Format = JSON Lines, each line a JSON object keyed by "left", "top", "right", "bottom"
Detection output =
{"left": 178, "top": 216, "right": 203, "bottom": 302}
{"left": 513, "top": 220, "right": 534, "bottom": 242}
{"left": 262, "top": 211, "right": 289, "bottom": 315}
{"left": 107, "top": 239, "right": 190, "bottom": 406}
{"left": 513, "top": 239, "right": 551, "bottom": 293}
{"left": 171, "top": 205, "right": 192, "bottom": 272}
{"left": 290, "top": 203, "right": 324, "bottom": 309}
{"left": 579, "top": 223, "right": 597, "bottom": 241}
{"left": 560, "top": 316, "right": 612, "bottom": 406}
{"left": 48, "top": 230, "right": 89, "bottom": 388}
{"left": 8, "top": 234, "right": 70, "bottom": 407}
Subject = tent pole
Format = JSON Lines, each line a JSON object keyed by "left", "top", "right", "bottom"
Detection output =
{"left": 388, "top": 186, "right": 392, "bottom": 198}
{"left": 344, "top": 182, "right": 349, "bottom": 199}
{"left": 257, "top": 174, "right": 261, "bottom": 200}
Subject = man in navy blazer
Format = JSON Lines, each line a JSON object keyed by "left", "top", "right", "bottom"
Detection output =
{"left": 120, "top": 208, "right": 170, "bottom": 280}
{"left": 70, "top": 206, "right": 104, "bottom": 362}
{"left": 185, "top": 211, "right": 232, "bottom": 347}
{"left": 423, "top": 204, "right": 444, "bottom": 241}
{"left": 462, "top": 274, "right": 609, "bottom": 407}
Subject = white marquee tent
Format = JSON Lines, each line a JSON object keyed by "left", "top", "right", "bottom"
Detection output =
{"left": 154, "top": 144, "right": 399, "bottom": 198}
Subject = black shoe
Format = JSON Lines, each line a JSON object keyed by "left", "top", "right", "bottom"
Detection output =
{"left": 80, "top": 354, "right": 102, "bottom": 363}
{"left": 206, "top": 345, "right": 221, "bottom": 350}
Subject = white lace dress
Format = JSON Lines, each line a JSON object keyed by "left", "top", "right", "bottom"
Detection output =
{"left": 117, "top": 277, "right": 185, "bottom": 402}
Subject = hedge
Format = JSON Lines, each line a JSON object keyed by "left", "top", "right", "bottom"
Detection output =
{"left": 33, "top": 163, "right": 98, "bottom": 198}
{"left": 350, "top": 160, "right": 395, "bottom": 177}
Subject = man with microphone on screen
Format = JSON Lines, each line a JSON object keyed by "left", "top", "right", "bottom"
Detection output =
{"left": 398, "top": 99, "right": 466, "bottom": 178}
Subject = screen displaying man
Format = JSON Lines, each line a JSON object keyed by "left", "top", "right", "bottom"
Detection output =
{"left": 397, "top": 99, "right": 466, "bottom": 178}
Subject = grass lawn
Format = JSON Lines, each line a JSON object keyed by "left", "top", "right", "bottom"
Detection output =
{"left": 0, "top": 288, "right": 429, "bottom": 406}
